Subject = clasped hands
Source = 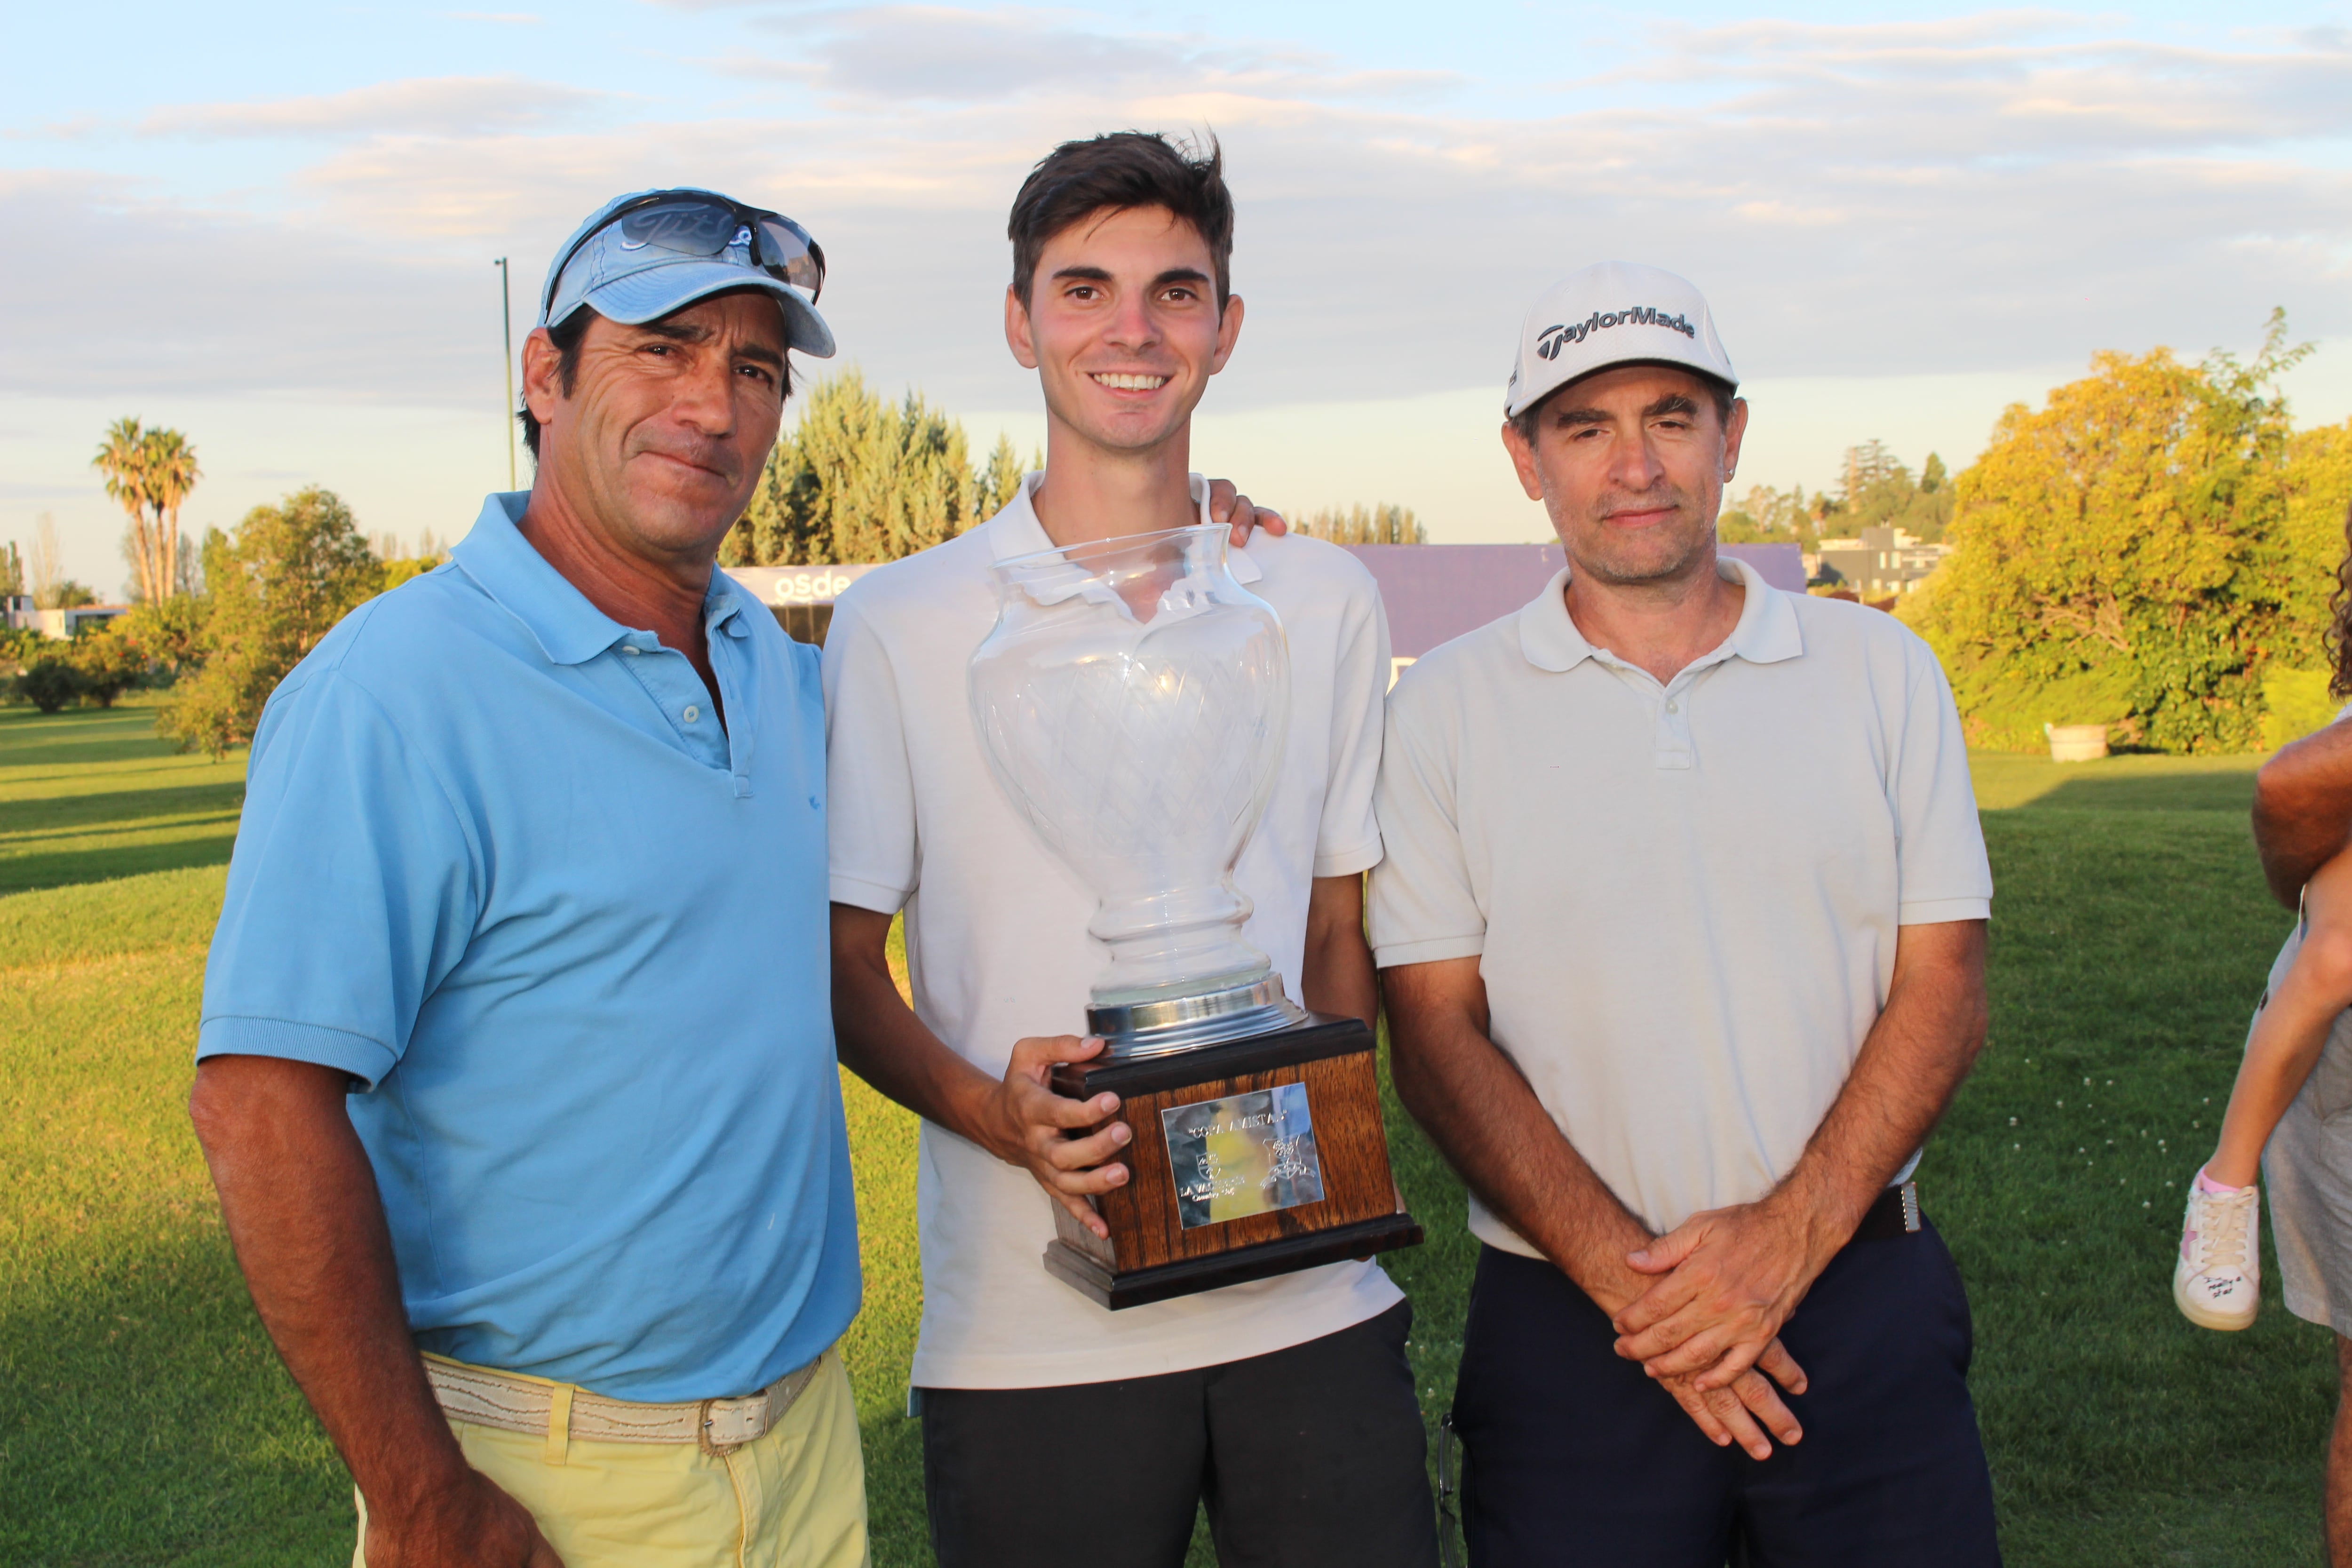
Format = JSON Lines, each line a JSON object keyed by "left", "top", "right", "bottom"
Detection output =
{"left": 1608, "top": 1193, "right": 1836, "bottom": 1462}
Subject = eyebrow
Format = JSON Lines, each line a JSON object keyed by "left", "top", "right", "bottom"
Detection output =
{"left": 1552, "top": 392, "right": 1700, "bottom": 428}
{"left": 1045, "top": 264, "right": 1213, "bottom": 291}
{"left": 638, "top": 318, "right": 785, "bottom": 368}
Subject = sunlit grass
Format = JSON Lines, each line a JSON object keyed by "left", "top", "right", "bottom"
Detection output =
{"left": 0, "top": 705, "right": 2334, "bottom": 1565}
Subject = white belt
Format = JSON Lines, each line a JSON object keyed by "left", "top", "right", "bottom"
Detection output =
{"left": 423, "top": 1352, "right": 823, "bottom": 1457}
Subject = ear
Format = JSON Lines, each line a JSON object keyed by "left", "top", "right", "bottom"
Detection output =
{"left": 1501, "top": 420, "right": 1545, "bottom": 503}
{"left": 520, "top": 326, "right": 565, "bottom": 430}
{"left": 1005, "top": 285, "right": 1040, "bottom": 370}
{"left": 1207, "top": 294, "right": 1245, "bottom": 375}
{"left": 1720, "top": 397, "right": 1750, "bottom": 482}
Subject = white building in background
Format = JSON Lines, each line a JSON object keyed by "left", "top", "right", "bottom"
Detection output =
{"left": 1809, "top": 526, "right": 1948, "bottom": 599}
{"left": 2, "top": 597, "right": 131, "bottom": 639}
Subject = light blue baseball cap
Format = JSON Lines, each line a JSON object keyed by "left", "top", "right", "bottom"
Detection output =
{"left": 538, "top": 187, "right": 836, "bottom": 358}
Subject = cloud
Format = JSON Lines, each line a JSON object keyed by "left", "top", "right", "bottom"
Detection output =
{"left": 140, "top": 76, "right": 612, "bottom": 140}
{"left": 10, "top": 9, "right": 2352, "bottom": 421}
{"left": 721, "top": 5, "right": 1458, "bottom": 105}
{"left": 0, "top": 171, "right": 487, "bottom": 400}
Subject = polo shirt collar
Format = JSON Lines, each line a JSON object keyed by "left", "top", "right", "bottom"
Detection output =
{"left": 1517, "top": 553, "right": 1804, "bottom": 674}
{"left": 452, "top": 491, "right": 750, "bottom": 666}
{"left": 982, "top": 471, "right": 1263, "bottom": 584}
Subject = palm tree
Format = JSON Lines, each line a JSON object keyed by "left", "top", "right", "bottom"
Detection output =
{"left": 94, "top": 417, "right": 159, "bottom": 603}
{"left": 142, "top": 427, "right": 200, "bottom": 598}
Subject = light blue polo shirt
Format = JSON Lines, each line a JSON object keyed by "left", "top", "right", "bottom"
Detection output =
{"left": 198, "top": 492, "right": 858, "bottom": 1402}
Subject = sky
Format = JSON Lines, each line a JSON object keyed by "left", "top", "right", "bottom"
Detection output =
{"left": 5, "top": 0, "right": 2352, "bottom": 592}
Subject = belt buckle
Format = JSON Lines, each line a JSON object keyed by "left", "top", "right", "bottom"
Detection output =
{"left": 1898, "top": 1179, "right": 1921, "bottom": 1234}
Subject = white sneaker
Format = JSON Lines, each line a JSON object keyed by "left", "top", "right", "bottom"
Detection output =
{"left": 2174, "top": 1178, "right": 2261, "bottom": 1331}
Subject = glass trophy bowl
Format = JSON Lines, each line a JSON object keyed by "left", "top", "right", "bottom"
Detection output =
{"left": 968, "top": 524, "right": 1307, "bottom": 1058}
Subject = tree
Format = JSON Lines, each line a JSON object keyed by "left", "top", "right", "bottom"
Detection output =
{"left": 0, "top": 540, "right": 21, "bottom": 598}
{"left": 1297, "top": 503, "right": 1426, "bottom": 544}
{"left": 977, "top": 434, "right": 1028, "bottom": 520}
{"left": 95, "top": 417, "right": 160, "bottom": 604}
{"left": 28, "top": 514, "right": 63, "bottom": 607}
{"left": 1821, "top": 440, "right": 1956, "bottom": 542}
{"left": 2272, "top": 420, "right": 2352, "bottom": 675}
{"left": 114, "top": 593, "right": 212, "bottom": 681}
{"left": 161, "top": 488, "right": 383, "bottom": 756}
{"left": 723, "top": 371, "right": 991, "bottom": 566}
{"left": 1901, "top": 315, "right": 2312, "bottom": 753}
{"left": 69, "top": 622, "right": 147, "bottom": 708}
{"left": 143, "top": 427, "right": 201, "bottom": 598}
{"left": 93, "top": 419, "right": 200, "bottom": 602}
{"left": 1717, "top": 483, "right": 1816, "bottom": 549}
{"left": 0, "top": 627, "right": 45, "bottom": 676}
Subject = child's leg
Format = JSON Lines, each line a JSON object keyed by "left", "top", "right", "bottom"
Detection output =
{"left": 2211, "top": 848, "right": 2352, "bottom": 1186}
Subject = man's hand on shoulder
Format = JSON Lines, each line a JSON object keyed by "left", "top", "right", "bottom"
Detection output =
{"left": 1204, "top": 479, "right": 1286, "bottom": 549}
{"left": 1611, "top": 1194, "right": 1836, "bottom": 1391}
{"left": 363, "top": 1468, "right": 563, "bottom": 1568}
{"left": 975, "top": 1035, "right": 1134, "bottom": 1239}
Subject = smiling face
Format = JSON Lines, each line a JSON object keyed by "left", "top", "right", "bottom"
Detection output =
{"left": 524, "top": 289, "right": 789, "bottom": 561}
{"left": 1502, "top": 363, "right": 1749, "bottom": 587}
{"left": 1005, "top": 203, "right": 1243, "bottom": 460}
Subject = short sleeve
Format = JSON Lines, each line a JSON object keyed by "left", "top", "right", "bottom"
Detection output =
{"left": 1368, "top": 670, "right": 1487, "bottom": 966}
{"left": 198, "top": 669, "right": 480, "bottom": 1089}
{"left": 1891, "top": 638, "right": 1994, "bottom": 924}
{"left": 822, "top": 591, "right": 919, "bottom": 914}
{"left": 1313, "top": 573, "right": 1391, "bottom": 879}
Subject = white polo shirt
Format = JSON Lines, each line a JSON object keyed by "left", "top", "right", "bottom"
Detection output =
{"left": 1368, "top": 559, "right": 1992, "bottom": 1253}
{"left": 825, "top": 472, "right": 1404, "bottom": 1389}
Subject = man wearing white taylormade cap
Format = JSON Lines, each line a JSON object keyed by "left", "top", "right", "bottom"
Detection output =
{"left": 1372, "top": 262, "right": 2002, "bottom": 1564}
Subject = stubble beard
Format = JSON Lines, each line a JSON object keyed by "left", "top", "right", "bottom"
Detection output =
{"left": 1567, "top": 488, "right": 1717, "bottom": 589}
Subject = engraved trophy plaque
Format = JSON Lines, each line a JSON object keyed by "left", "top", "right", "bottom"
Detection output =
{"left": 969, "top": 523, "right": 1421, "bottom": 1309}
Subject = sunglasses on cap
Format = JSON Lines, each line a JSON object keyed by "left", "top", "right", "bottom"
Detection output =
{"left": 546, "top": 191, "right": 827, "bottom": 318}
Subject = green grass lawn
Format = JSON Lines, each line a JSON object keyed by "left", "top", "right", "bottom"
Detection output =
{"left": 0, "top": 703, "right": 2334, "bottom": 1566}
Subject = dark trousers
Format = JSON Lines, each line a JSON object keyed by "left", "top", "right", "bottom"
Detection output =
{"left": 920, "top": 1300, "right": 1438, "bottom": 1568}
{"left": 1453, "top": 1227, "right": 2001, "bottom": 1568}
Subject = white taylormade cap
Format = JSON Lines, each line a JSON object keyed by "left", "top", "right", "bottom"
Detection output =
{"left": 1504, "top": 262, "right": 1737, "bottom": 419}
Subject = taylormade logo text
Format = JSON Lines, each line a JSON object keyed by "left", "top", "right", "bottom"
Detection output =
{"left": 1536, "top": 307, "right": 1698, "bottom": 361}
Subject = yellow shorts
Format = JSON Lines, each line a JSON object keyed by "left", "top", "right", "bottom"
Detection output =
{"left": 355, "top": 1346, "right": 868, "bottom": 1568}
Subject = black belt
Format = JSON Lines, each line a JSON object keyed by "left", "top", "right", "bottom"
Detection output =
{"left": 1851, "top": 1179, "right": 1924, "bottom": 1243}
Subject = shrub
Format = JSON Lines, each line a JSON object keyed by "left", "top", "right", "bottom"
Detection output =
{"left": 161, "top": 488, "right": 380, "bottom": 756}
{"left": 17, "top": 656, "right": 83, "bottom": 714}
{"left": 69, "top": 623, "right": 148, "bottom": 708}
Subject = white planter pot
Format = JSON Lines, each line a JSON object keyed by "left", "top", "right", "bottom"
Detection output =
{"left": 2045, "top": 723, "right": 2109, "bottom": 763}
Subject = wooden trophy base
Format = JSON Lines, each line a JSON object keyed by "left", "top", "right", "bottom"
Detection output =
{"left": 1045, "top": 1014, "right": 1423, "bottom": 1310}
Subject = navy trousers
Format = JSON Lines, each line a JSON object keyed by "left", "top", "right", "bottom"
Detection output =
{"left": 1452, "top": 1225, "right": 2001, "bottom": 1567}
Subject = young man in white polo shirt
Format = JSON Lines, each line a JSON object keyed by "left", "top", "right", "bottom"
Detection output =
{"left": 1374, "top": 263, "right": 2001, "bottom": 1565}
{"left": 825, "top": 132, "right": 1435, "bottom": 1568}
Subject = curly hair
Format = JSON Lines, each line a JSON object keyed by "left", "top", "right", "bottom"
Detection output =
{"left": 2330, "top": 497, "right": 2352, "bottom": 699}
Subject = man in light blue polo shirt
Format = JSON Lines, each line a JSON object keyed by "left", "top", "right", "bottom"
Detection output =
{"left": 190, "top": 190, "right": 867, "bottom": 1568}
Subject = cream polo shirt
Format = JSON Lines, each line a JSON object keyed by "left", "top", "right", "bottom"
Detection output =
{"left": 824, "top": 473, "right": 1403, "bottom": 1389}
{"left": 1369, "top": 558, "right": 1992, "bottom": 1253}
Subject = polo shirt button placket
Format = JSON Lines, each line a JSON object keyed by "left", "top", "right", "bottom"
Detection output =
{"left": 1655, "top": 685, "right": 1693, "bottom": 771}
